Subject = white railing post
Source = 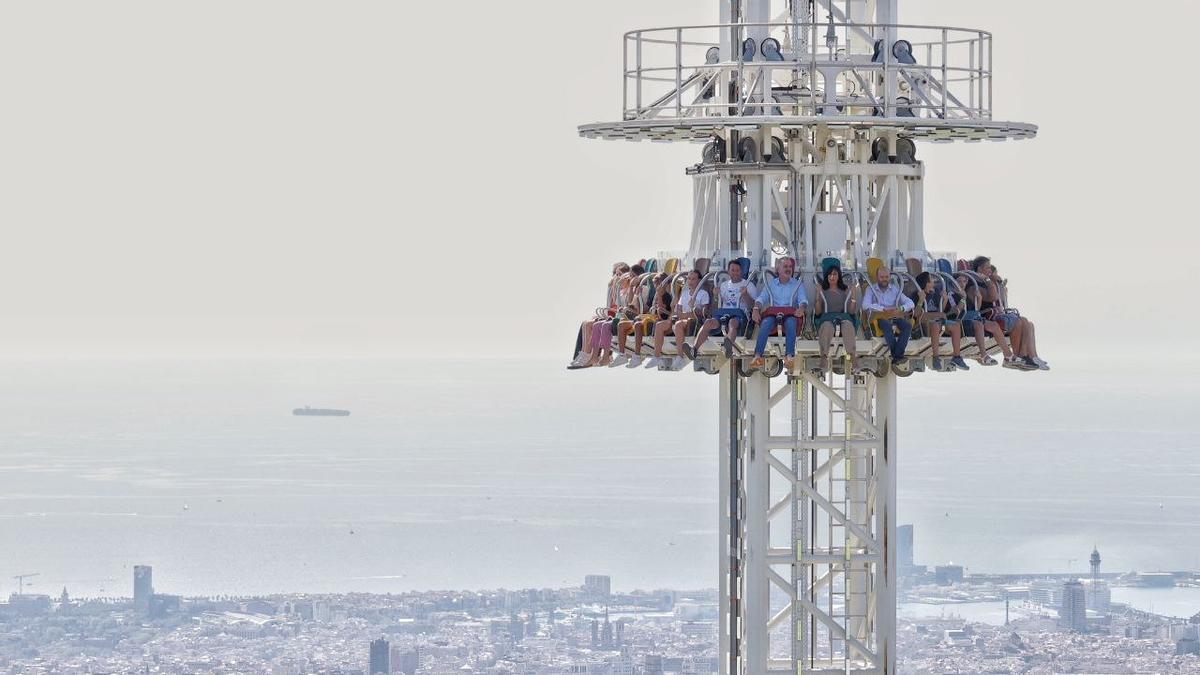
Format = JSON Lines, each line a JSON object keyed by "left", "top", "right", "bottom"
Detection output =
{"left": 676, "top": 28, "right": 684, "bottom": 117}
{"left": 636, "top": 33, "right": 643, "bottom": 114}
{"left": 987, "top": 35, "right": 993, "bottom": 120}
{"left": 969, "top": 37, "right": 976, "bottom": 115}
{"left": 941, "top": 29, "right": 948, "bottom": 118}
{"left": 623, "top": 35, "right": 629, "bottom": 118}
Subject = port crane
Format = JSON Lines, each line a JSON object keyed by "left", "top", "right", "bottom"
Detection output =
{"left": 575, "top": 0, "right": 1038, "bottom": 672}
{"left": 12, "top": 573, "right": 39, "bottom": 596}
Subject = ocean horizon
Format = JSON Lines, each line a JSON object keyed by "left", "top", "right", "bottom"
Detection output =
{"left": 1, "top": 357, "right": 1196, "bottom": 603}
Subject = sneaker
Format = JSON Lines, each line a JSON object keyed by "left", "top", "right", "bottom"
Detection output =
{"left": 748, "top": 357, "right": 766, "bottom": 371}
{"left": 567, "top": 354, "right": 592, "bottom": 370}
{"left": 893, "top": 356, "right": 908, "bottom": 366}
{"left": 671, "top": 356, "right": 688, "bottom": 371}
{"left": 645, "top": 357, "right": 663, "bottom": 369}
{"left": 681, "top": 343, "right": 695, "bottom": 359}
{"left": 1017, "top": 356, "right": 1040, "bottom": 371}
{"left": 609, "top": 353, "right": 630, "bottom": 368}
{"left": 1031, "top": 356, "right": 1050, "bottom": 371}
{"left": 1002, "top": 357, "right": 1025, "bottom": 370}
{"left": 951, "top": 356, "right": 969, "bottom": 370}
{"left": 626, "top": 356, "right": 643, "bottom": 369}
{"left": 978, "top": 355, "right": 998, "bottom": 366}
{"left": 814, "top": 357, "right": 829, "bottom": 374}
{"left": 932, "top": 357, "right": 945, "bottom": 371}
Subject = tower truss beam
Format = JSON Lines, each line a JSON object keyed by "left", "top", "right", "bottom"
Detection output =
{"left": 720, "top": 366, "right": 896, "bottom": 674}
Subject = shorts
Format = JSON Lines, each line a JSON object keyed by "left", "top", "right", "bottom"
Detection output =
{"left": 995, "top": 313, "right": 1020, "bottom": 332}
{"left": 632, "top": 314, "right": 658, "bottom": 333}
{"left": 710, "top": 308, "right": 748, "bottom": 335}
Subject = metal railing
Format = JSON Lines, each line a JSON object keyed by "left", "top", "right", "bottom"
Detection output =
{"left": 622, "top": 22, "right": 992, "bottom": 123}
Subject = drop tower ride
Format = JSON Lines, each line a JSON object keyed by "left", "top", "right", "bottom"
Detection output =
{"left": 576, "top": 1, "right": 1037, "bottom": 673}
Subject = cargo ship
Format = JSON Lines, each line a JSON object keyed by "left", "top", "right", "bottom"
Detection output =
{"left": 292, "top": 406, "right": 350, "bottom": 417}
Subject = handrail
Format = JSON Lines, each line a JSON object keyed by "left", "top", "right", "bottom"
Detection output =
{"left": 621, "top": 21, "right": 993, "bottom": 124}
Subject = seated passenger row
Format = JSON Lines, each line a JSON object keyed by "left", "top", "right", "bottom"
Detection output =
{"left": 568, "top": 255, "right": 1048, "bottom": 373}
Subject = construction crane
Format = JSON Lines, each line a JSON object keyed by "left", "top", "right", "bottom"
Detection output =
{"left": 574, "top": 1, "right": 1040, "bottom": 672}
{"left": 12, "top": 573, "right": 39, "bottom": 596}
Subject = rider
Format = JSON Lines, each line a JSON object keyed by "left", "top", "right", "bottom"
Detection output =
{"left": 686, "top": 258, "right": 756, "bottom": 360}
{"left": 648, "top": 269, "right": 710, "bottom": 371}
{"left": 749, "top": 257, "right": 808, "bottom": 373}
{"left": 863, "top": 265, "right": 915, "bottom": 365}
{"left": 915, "top": 271, "right": 969, "bottom": 371}
{"left": 813, "top": 261, "right": 863, "bottom": 374}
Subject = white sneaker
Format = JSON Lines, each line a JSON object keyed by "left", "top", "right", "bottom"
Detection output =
{"left": 671, "top": 356, "right": 688, "bottom": 371}
{"left": 626, "top": 356, "right": 643, "bottom": 369}
{"left": 645, "top": 357, "right": 662, "bottom": 369}
{"left": 609, "top": 353, "right": 630, "bottom": 368}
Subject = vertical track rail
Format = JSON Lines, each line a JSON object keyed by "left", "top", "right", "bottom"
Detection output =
{"left": 721, "top": 366, "right": 896, "bottom": 674}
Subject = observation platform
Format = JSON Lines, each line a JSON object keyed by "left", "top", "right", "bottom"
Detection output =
{"left": 578, "top": 22, "right": 1037, "bottom": 143}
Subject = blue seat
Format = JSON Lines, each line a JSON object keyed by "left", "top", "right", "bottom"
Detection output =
{"left": 760, "top": 38, "right": 784, "bottom": 62}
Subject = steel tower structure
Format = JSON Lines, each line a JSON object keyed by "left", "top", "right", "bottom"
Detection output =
{"left": 576, "top": 1, "right": 1037, "bottom": 673}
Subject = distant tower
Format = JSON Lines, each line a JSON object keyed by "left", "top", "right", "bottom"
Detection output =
{"left": 601, "top": 607, "right": 614, "bottom": 648}
{"left": 368, "top": 638, "right": 390, "bottom": 675}
{"left": 132, "top": 566, "right": 153, "bottom": 613}
{"left": 898, "top": 524, "right": 915, "bottom": 574}
{"left": 1090, "top": 546, "right": 1101, "bottom": 583}
{"left": 1059, "top": 581, "right": 1087, "bottom": 632}
{"left": 583, "top": 574, "right": 612, "bottom": 602}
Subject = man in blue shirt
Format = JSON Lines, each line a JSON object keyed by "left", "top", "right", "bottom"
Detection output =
{"left": 862, "top": 266, "right": 915, "bottom": 364}
{"left": 749, "top": 257, "right": 808, "bottom": 371}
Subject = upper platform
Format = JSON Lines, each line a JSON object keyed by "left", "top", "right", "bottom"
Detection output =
{"left": 579, "top": 21, "right": 1037, "bottom": 143}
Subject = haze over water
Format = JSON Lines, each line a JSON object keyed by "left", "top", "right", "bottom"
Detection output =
{"left": 0, "top": 358, "right": 1196, "bottom": 603}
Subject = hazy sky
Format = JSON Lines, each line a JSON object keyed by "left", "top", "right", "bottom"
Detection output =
{"left": 2, "top": 1, "right": 1197, "bottom": 358}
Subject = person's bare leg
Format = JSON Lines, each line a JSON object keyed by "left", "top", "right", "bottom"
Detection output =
{"left": 970, "top": 321, "right": 988, "bottom": 358}
{"left": 1025, "top": 320, "right": 1040, "bottom": 358}
{"left": 616, "top": 321, "right": 633, "bottom": 355}
{"left": 1016, "top": 319, "right": 1036, "bottom": 358}
{"left": 927, "top": 322, "right": 943, "bottom": 358}
{"left": 633, "top": 322, "right": 648, "bottom": 355}
{"left": 987, "top": 322, "right": 1012, "bottom": 358}
{"left": 947, "top": 322, "right": 963, "bottom": 356}
{"left": 692, "top": 319, "right": 719, "bottom": 353}
{"left": 653, "top": 321, "right": 671, "bottom": 359}
{"left": 673, "top": 320, "right": 689, "bottom": 356}
{"left": 577, "top": 320, "right": 596, "bottom": 362}
{"left": 1007, "top": 319, "right": 1025, "bottom": 357}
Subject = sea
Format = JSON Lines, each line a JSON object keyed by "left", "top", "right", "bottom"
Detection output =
{"left": 0, "top": 357, "right": 1197, "bottom": 618}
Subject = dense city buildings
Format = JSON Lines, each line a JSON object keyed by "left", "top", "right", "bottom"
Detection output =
{"left": 0, "top": 564, "right": 1198, "bottom": 674}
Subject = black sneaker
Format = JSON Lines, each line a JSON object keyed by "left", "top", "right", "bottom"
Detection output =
{"left": 893, "top": 356, "right": 908, "bottom": 366}
{"left": 932, "top": 357, "right": 946, "bottom": 371}
{"left": 1018, "top": 356, "right": 1040, "bottom": 371}
{"left": 951, "top": 356, "right": 969, "bottom": 370}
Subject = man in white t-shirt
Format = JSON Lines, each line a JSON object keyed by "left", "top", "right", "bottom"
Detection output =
{"left": 684, "top": 258, "right": 756, "bottom": 360}
{"left": 648, "top": 269, "right": 711, "bottom": 371}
